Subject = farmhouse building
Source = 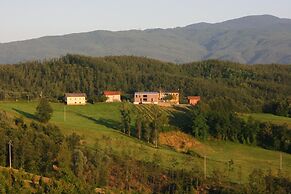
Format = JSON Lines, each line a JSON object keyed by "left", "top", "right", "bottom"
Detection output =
{"left": 159, "top": 91, "right": 180, "bottom": 104}
{"left": 65, "top": 93, "right": 87, "bottom": 105}
{"left": 134, "top": 92, "right": 159, "bottom": 104}
{"left": 187, "top": 96, "right": 201, "bottom": 105}
{"left": 104, "top": 91, "right": 121, "bottom": 102}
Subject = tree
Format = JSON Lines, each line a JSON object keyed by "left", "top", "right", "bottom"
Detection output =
{"left": 192, "top": 114, "right": 209, "bottom": 140}
{"left": 71, "top": 149, "right": 86, "bottom": 179}
{"left": 142, "top": 119, "right": 151, "bottom": 143}
{"left": 151, "top": 106, "right": 168, "bottom": 148}
{"left": 162, "top": 94, "right": 174, "bottom": 101}
{"left": 120, "top": 103, "right": 131, "bottom": 136}
{"left": 190, "top": 104, "right": 209, "bottom": 140}
{"left": 135, "top": 114, "right": 142, "bottom": 140}
{"left": 66, "top": 133, "right": 81, "bottom": 151}
{"left": 35, "top": 98, "right": 53, "bottom": 123}
{"left": 247, "top": 169, "right": 266, "bottom": 194}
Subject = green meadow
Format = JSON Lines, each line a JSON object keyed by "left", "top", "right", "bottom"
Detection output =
{"left": 0, "top": 101, "right": 290, "bottom": 183}
{"left": 240, "top": 113, "right": 291, "bottom": 127}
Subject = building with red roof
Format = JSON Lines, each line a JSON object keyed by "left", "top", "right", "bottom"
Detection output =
{"left": 104, "top": 91, "right": 121, "bottom": 102}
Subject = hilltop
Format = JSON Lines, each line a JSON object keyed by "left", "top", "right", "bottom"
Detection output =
{"left": 1, "top": 15, "right": 291, "bottom": 64}
{"left": 0, "top": 101, "right": 290, "bottom": 193}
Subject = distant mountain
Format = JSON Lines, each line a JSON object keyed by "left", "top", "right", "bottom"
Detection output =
{"left": 1, "top": 15, "right": 291, "bottom": 64}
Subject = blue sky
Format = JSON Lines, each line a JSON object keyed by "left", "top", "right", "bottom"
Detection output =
{"left": 1, "top": 0, "right": 291, "bottom": 42}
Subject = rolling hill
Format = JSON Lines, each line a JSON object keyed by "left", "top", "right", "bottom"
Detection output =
{"left": 1, "top": 15, "right": 291, "bottom": 64}
{"left": 0, "top": 101, "right": 290, "bottom": 184}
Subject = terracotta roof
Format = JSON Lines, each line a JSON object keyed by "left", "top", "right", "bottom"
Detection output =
{"left": 104, "top": 91, "right": 121, "bottom": 95}
{"left": 65, "top": 93, "right": 87, "bottom": 97}
{"left": 187, "top": 96, "right": 201, "bottom": 100}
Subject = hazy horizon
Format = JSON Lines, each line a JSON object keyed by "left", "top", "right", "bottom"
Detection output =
{"left": 1, "top": 0, "right": 291, "bottom": 43}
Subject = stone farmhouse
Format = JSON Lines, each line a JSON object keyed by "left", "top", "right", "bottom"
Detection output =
{"left": 134, "top": 92, "right": 159, "bottom": 104}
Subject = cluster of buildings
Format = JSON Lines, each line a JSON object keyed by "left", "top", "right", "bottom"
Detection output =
{"left": 64, "top": 91, "right": 200, "bottom": 106}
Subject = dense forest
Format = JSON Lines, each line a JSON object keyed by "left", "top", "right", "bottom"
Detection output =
{"left": 0, "top": 54, "right": 290, "bottom": 112}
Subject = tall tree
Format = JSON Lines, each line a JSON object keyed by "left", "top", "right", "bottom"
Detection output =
{"left": 151, "top": 106, "right": 168, "bottom": 148}
{"left": 135, "top": 114, "right": 142, "bottom": 140}
{"left": 190, "top": 103, "right": 209, "bottom": 140}
{"left": 142, "top": 119, "right": 151, "bottom": 143}
{"left": 120, "top": 103, "right": 131, "bottom": 136}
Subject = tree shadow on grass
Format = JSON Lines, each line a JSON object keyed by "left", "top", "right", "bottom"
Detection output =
{"left": 12, "top": 108, "right": 37, "bottom": 120}
{"left": 169, "top": 105, "right": 192, "bottom": 133}
{"left": 76, "top": 113, "right": 120, "bottom": 130}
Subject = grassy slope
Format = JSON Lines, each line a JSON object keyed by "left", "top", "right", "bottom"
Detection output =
{"left": 0, "top": 101, "right": 290, "bottom": 183}
{"left": 239, "top": 113, "right": 291, "bottom": 127}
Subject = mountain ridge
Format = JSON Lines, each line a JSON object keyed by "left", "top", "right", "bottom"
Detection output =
{"left": 1, "top": 14, "right": 291, "bottom": 64}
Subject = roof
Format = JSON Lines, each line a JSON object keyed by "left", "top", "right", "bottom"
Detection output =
{"left": 104, "top": 91, "right": 121, "bottom": 95}
{"left": 160, "top": 90, "right": 180, "bottom": 94}
{"left": 187, "top": 96, "right": 201, "bottom": 100}
{"left": 135, "top": 92, "right": 159, "bottom": 95}
{"left": 65, "top": 93, "right": 87, "bottom": 97}
{"left": 162, "top": 91, "right": 180, "bottom": 94}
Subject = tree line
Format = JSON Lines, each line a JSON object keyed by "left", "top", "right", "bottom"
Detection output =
{"left": 119, "top": 99, "right": 291, "bottom": 154}
{"left": 263, "top": 98, "right": 291, "bottom": 117}
{"left": 183, "top": 102, "right": 291, "bottom": 154}
{"left": 120, "top": 103, "right": 169, "bottom": 148}
{"left": 0, "top": 54, "right": 290, "bottom": 112}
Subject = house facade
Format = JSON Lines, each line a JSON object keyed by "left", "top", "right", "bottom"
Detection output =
{"left": 65, "top": 93, "right": 87, "bottom": 105}
{"left": 104, "top": 91, "right": 121, "bottom": 102}
{"left": 134, "top": 92, "right": 159, "bottom": 104}
{"left": 187, "top": 96, "right": 201, "bottom": 105}
{"left": 159, "top": 91, "right": 180, "bottom": 104}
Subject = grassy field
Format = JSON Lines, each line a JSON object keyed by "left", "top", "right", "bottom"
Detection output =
{"left": 0, "top": 101, "right": 290, "bottom": 183}
{"left": 240, "top": 113, "right": 291, "bottom": 127}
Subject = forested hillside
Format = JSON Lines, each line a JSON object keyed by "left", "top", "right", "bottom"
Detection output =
{"left": 0, "top": 54, "right": 290, "bottom": 112}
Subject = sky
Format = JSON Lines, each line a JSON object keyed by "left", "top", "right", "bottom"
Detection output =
{"left": 1, "top": 0, "right": 291, "bottom": 43}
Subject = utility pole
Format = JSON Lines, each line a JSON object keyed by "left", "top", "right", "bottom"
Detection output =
{"left": 64, "top": 106, "right": 66, "bottom": 122}
{"left": 8, "top": 140, "right": 12, "bottom": 169}
{"left": 155, "top": 128, "right": 158, "bottom": 148}
{"left": 204, "top": 155, "right": 207, "bottom": 179}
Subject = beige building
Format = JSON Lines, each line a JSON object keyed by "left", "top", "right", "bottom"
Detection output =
{"left": 159, "top": 91, "right": 180, "bottom": 104}
{"left": 134, "top": 92, "right": 159, "bottom": 104}
{"left": 104, "top": 91, "right": 121, "bottom": 102}
{"left": 65, "top": 93, "right": 86, "bottom": 105}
